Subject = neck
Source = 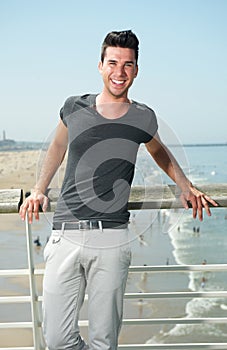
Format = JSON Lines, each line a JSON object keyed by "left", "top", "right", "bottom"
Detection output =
{"left": 95, "top": 93, "right": 131, "bottom": 120}
{"left": 96, "top": 91, "right": 131, "bottom": 105}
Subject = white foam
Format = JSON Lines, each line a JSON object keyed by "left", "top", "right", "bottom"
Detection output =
{"left": 166, "top": 322, "right": 227, "bottom": 337}
{"left": 186, "top": 297, "right": 219, "bottom": 317}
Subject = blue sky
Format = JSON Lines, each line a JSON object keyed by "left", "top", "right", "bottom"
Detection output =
{"left": 1, "top": 0, "right": 226, "bottom": 144}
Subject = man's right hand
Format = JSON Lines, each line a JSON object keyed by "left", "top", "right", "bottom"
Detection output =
{"left": 19, "top": 189, "right": 49, "bottom": 224}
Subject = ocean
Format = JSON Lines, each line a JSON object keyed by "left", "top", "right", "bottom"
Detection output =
{"left": 1, "top": 143, "right": 227, "bottom": 345}
{"left": 137, "top": 144, "right": 227, "bottom": 345}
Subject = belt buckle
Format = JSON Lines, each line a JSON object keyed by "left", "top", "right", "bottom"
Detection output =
{"left": 79, "top": 220, "right": 90, "bottom": 230}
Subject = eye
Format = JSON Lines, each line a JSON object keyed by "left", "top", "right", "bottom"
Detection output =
{"left": 125, "top": 62, "right": 134, "bottom": 68}
{"left": 108, "top": 60, "right": 117, "bottom": 66}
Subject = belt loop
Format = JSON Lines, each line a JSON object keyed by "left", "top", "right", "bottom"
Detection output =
{"left": 98, "top": 220, "right": 103, "bottom": 231}
{"left": 61, "top": 222, "right": 65, "bottom": 235}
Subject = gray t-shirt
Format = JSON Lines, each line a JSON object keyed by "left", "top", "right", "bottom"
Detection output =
{"left": 53, "top": 94, "right": 158, "bottom": 226}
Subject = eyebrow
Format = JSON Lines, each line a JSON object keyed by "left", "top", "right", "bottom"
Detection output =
{"left": 107, "top": 59, "right": 135, "bottom": 65}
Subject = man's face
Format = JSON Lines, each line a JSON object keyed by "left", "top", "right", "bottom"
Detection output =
{"left": 98, "top": 46, "right": 138, "bottom": 101}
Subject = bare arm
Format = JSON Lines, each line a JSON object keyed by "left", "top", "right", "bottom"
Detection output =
{"left": 19, "top": 119, "right": 68, "bottom": 223}
{"left": 145, "top": 132, "right": 218, "bottom": 221}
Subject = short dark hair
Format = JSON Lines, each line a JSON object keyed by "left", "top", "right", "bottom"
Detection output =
{"left": 101, "top": 30, "right": 139, "bottom": 64}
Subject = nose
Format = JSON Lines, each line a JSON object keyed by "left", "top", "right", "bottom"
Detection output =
{"left": 115, "top": 64, "right": 126, "bottom": 77}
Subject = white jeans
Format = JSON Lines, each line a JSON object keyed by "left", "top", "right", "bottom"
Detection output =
{"left": 42, "top": 227, "right": 131, "bottom": 350}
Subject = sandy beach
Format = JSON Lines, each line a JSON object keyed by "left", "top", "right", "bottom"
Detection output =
{"left": 0, "top": 150, "right": 41, "bottom": 192}
{"left": 0, "top": 149, "right": 67, "bottom": 193}
{"left": 0, "top": 150, "right": 189, "bottom": 347}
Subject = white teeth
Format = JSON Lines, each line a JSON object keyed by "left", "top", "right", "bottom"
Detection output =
{"left": 112, "top": 79, "right": 124, "bottom": 85}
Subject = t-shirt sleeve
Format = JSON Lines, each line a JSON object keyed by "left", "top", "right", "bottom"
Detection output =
{"left": 59, "top": 106, "right": 64, "bottom": 121}
{"left": 132, "top": 100, "right": 158, "bottom": 143}
{"left": 143, "top": 108, "right": 158, "bottom": 143}
{"left": 59, "top": 96, "right": 77, "bottom": 127}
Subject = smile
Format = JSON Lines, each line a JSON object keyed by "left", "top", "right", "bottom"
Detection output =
{"left": 111, "top": 79, "right": 125, "bottom": 86}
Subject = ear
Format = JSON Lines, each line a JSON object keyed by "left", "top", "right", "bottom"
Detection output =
{"left": 98, "top": 61, "right": 103, "bottom": 74}
{"left": 134, "top": 65, "right": 138, "bottom": 78}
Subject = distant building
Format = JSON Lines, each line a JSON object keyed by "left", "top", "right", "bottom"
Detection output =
{"left": 0, "top": 130, "right": 16, "bottom": 149}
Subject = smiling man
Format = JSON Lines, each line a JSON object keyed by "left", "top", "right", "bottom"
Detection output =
{"left": 19, "top": 30, "right": 217, "bottom": 350}
{"left": 98, "top": 46, "right": 138, "bottom": 101}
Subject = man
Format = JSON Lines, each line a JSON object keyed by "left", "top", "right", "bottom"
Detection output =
{"left": 19, "top": 30, "right": 217, "bottom": 350}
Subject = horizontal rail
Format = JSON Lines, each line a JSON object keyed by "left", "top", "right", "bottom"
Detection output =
{"left": 0, "top": 296, "right": 32, "bottom": 303}
{"left": 0, "top": 269, "right": 29, "bottom": 276}
{"left": 0, "top": 322, "right": 33, "bottom": 328}
{"left": 129, "top": 264, "right": 227, "bottom": 272}
{"left": 35, "top": 290, "right": 227, "bottom": 302}
{"left": 0, "top": 189, "right": 23, "bottom": 213}
{"left": 47, "top": 184, "right": 227, "bottom": 211}
{"left": 121, "top": 317, "right": 227, "bottom": 325}
{"left": 118, "top": 344, "right": 227, "bottom": 349}
{"left": 1, "top": 184, "right": 227, "bottom": 214}
{"left": 1, "top": 263, "right": 227, "bottom": 278}
{"left": 124, "top": 291, "right": 227, "bottom": 299}
{"left": 2, "top": 290, "right": 227, "bottom": 305}
{"left": 2, "top": 316, "right": 227, "bottom": 330}
{"left": 0, "top": 348, "right": 34, "bottom": 350}
{"left": 1, "top": 345, "right": 225, "bottom": 350}
{"left": 78, "top": 317, "right": 227, "bottom": 327}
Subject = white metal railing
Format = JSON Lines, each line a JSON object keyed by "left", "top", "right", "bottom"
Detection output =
{"left": 1, "top": 184, "right": 227, "bottom": 349}
{"left": 1, "top": 216, "right": 227, "bottom": 349}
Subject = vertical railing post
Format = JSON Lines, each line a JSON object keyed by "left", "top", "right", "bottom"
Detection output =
{"left": 25, "top": 213, "right": 45, "bottom": 350}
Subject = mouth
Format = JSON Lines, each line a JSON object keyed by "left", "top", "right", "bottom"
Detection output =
{"left": 111, "top": 79, "right": 126, "bottom": 87}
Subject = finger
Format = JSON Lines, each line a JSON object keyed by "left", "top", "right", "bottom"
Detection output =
{"left": 197, "top": 196, "right": 203, "bottom": 221}
{"left": 19, "top": 201, "right": 29, "bottom": 221}
{"left": 27, "top": 201, "right": 34, "bottom": 224}
{"left": 204, "top": 195, "right": 219, "bottom": 207}
{"left": 180, "top": 194, "right": 189, "bottom": 210}
{"left": 42, "top": 196, "right": 49, "bottom": 212}
{"left": 202, "top": 196, "right": 212, "bottom": 217}
{"left": 190, "top": 197, "right": 198, "bottom": 219}
{"left": 33, "top": 199, "right": 40, "bottom": 221}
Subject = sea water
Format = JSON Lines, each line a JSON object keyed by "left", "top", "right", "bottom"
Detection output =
{"left": 141, "top": 144, "right": 227, "bottom": 344}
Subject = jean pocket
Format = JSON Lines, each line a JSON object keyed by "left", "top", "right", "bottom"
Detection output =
{"left": 43, "top": 234, "right": 61, "bottom": 263}
{"left": 119, "top": 243, "right": 132, "bottom": 266}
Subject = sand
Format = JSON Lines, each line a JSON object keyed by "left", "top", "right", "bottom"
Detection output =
{"left": 0, "top": 150, "right": 40, "bottom": 192}
{"left": 0, "top": 149, "right": 67, "bottom": 193}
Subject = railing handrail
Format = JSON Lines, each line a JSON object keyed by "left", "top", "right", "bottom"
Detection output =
{"left": 0, "top": 189, "right": 23, "bottom": 213}
{"left": 1, "top": 184, "right": 227, "bottom": 214}
{"left": 46, "top": 184, "right": 227, "bottom": 211}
